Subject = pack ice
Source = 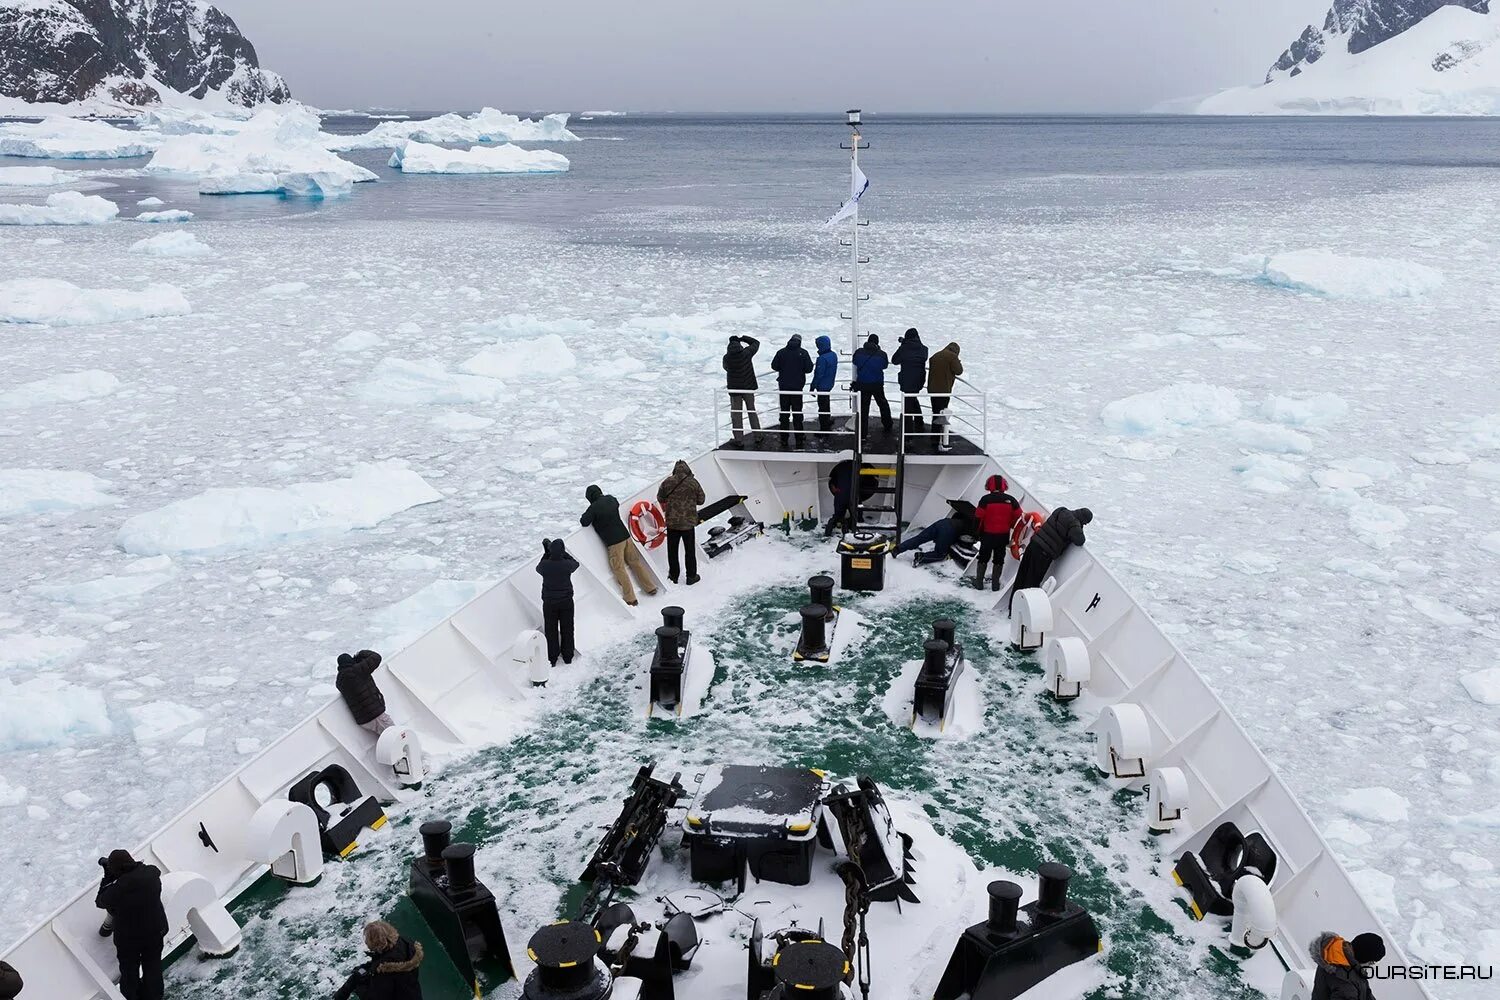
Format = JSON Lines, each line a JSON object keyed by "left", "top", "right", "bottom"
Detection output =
{"left": 0, "top": 468, "right": 117, "bottom": 517}
{"left": 389, "top": 141, "right": 570, "bottom": 174}
{"left": 0, "top": 278, "right": 190, "bottom": 325}
{"left": 328, "top": 108, "right": 580, "bottom": 151}
{"left": 1260, "top": 249, "right": 1444, "bottom": 298}
{"left": 0, "top": 370, "right": 119, "bottom": 409}
{"left": 0, "top": 191, "right": 119, "bottom": 226}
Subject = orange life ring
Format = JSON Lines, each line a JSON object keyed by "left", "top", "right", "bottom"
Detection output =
{"left": 630, "top": 500, "right": 667, "bottom": 548}
{"left": 1010, "top": 511, "right": 1045, "bottom": 560}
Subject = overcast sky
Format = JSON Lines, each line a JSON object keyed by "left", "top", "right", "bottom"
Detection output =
{"left": 231, "top": 0, "right": 1330, "bottom": 112}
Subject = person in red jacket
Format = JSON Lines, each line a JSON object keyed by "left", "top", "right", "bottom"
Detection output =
{"left": 973, "top": 475, "right": 1021, "bottom": 591}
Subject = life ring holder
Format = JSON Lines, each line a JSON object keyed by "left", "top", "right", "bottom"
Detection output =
{"left": 1010, "top": 511, "right": 1045, "bottom": 560}
{"left": 630, "top": 500, "right": 668, "bottom": 549}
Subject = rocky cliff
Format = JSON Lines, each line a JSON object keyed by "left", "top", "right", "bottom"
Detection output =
{"left": 0, "top": 0, "right": 289, "bottom": 108}
{"left": 1267, "top": 0, "right": 1490, "bottom": 81}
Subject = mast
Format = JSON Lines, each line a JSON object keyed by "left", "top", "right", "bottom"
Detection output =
{"left": 840, "top": 109, "right": 869, "bottom": 358}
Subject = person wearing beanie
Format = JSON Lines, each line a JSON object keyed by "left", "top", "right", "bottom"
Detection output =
{"left": 1009, "top": 506, "right": 1093, "bottom": 610}
{"left": 851, "top": 334, "right": 893, "bottom": 439}
{"left": 581, "top": 483, "right": 658, "bottom": 606}
{"left": 973, "top": 474, "right": 1022, "bottom": 591}
{"left": 536, "top": 538, "right": 580, "bottom": 666}
{"left": 890, "top": 327, "right": 930, "bottom": 436}
{"left": 770, "top": 334, "right": 814, "bottom": 448}
{"left": 1310, "top": 930, "right": 1384, "bottom": 1000}
{"left": 0, "top": 960, "right": 23, "bottom": 999}
{"left": 335, "top": 919, "right": 425, "bottom": 1000}
{"left": 336, "top": 649, "right": 393, "bottom": 735}
{"left": 95, "top": 849, "right": 168, "bottom": 1000}
{"left": 722, "top": 335, "right": 761, "bottom": 441}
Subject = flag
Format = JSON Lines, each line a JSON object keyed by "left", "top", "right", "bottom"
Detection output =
{"left": 824, "top": 160, "right": 869, "bottom": 229}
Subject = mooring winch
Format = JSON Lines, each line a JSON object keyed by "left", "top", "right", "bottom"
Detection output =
{"left": 913, "top": 618, "right": 965, "bottom": 730}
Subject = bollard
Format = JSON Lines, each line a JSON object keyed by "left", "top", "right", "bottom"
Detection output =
{"left": 933, "top": 618, "right": 957, "bottom": 648}
{"left": 809, "top": 575, "right": 836, "bottom": 621}
{"left": 420, "top": 820, "right": 452, "bottom": 864}
{"left": 442, "top": 843, "right": 477, "bottom": 894}
{"left": 796, "top": 603, "right": 830, "bottom": 662}
{"left": 655, "top": 626, "right": 683, "bottom": 670}
{"left": 987, "top": 880, "right": 1023, "bottom": 936}
{"left": 662, "top": 605, "right": 685, "bottom": 632}
{"left": 1036, "top": 863, "right": 1073, "bottom": 920}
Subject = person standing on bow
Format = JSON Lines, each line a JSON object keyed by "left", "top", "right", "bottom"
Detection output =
{"left": 581, "top": 484, "right": 658, "bottom": 606}
{"left": 851, "top": 334, "right": 893, "bottom": 440}
{"left": 95, "top": 850, "right": 168, "bottom": 1000}
{"left": 536, "top": 538, "right": 578, "bottom": 666}
{"left": 811, "top": 335, "right": 839, "bottom": 433}
{"left": 657, "top": 459, "right": 706, "bottom": 585}
{"left": 770, "top": 335, "right": 814, "bottom": 448}
{"left": 1309, "top": 931, "right": 1384, "bottom": 1000}
{"left": 927, "top": 341, "right": 964, "bottom": 452}
{"left": 891, "top": 327, "right": 930, "bottom": 437}
{"left": 973, "top": 475, "right": 1021, "bottom": 591}
{"left": 723, "top": 335, "right": 761, "bottom": 442}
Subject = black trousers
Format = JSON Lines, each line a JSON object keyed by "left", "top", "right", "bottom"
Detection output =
{"left": 816, "top": 393, "right": 832, "bottom": 431}
{"left": 825, "top": 491, "right": 851, "bottom": 535}
{"left": 778, "top": 391, "right": 805, "bottom": 444}
{"left": 856, "top": 383, "right": 893, "bottom": 435}
{"left": 667, "top": 528, "right": 697, "bottom": 581}
{"left": 975, "top": 533, "right": 1007, "bottom": 586}
{"left": 543, "top": 597, "right": 575, "bottom": 666}
{"left": 1009, "top": 544, "right": 1056, "bottom": 610}
{"left": 117, "top": 939, "right": 165, "bottom": 1000}
{"left": 901, "top": 392, "right": 924, "bottom": 433}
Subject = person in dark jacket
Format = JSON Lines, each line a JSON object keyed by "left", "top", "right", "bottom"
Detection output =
{"left": 770, "top": 335, "right": 814, "bottom": 448}
{"left": 95, "top": 850, "right": 168, "bottom": 1000}
{"left": 722, "top": 335, "right": 761, "bottom": 441}
{"left": 1010, "top": 507, "right": 1092, "bottom": 609}
{"left": 851, "top": 335, "right": 893, "bottom": 439}
{"left": 657, "top": 459, "right": 706, "bottom": 584}
{"left": 336, "top": 649, "right": 392, "bottom": 735}
{"left": 891, "top": 328, "right": 929, "bottom": 436}
{"left": 894, "top": 506, "right": 974, "bottom": 564}
{"left": 581, "top": 484, "right": 658, "bottom": 606}
{"left": 811, "top": 335, "right": 839, "bottom": 432}
{"left": 536, "top": 538, "right": 578, "bottom": 666}
{"left": 1310, "top": 931, "right": 1383, "bottom": 1000}
{"left": 973, "top": 475, "right": 1021, "bottom": 591}
{"left": 824, "top": 459, "right": 855, "bottom": 537}
{"left": 0, "top": 960, "right": 23, "bottom": 999}
{"left": 927, "top": 342, "right": 963, "bottom": 452}
{"left": 335, "top": 920, "right": 425, "bottom": 1000}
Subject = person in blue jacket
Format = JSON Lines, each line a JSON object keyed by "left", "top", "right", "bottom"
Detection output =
{"left": 811, "top": 335, "right": 838, "bottom": 433}
{"left": 891, "top": 327, "right": 929, "bottom": 436}
{"left": 770, "top": 334, "right": 814, "bottom": 448}
{"left": 851, "top": 334, "right": 893, "bottom": 439}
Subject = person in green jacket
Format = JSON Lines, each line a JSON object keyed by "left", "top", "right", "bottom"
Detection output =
{"left": 581, "top": 484, "right": 658, "bottom": 606}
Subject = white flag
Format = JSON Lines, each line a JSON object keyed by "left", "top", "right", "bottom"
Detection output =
{"left": 823, "top": 160, "right": 869, "bottom": 229}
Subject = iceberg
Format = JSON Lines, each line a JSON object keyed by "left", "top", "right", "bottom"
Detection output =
{"left": 130, "top": 231, "right": 212, "bottom": 258}
{"left": 1100, "top": 382, "right": 1242, "bottom": 435}
{"left": 1261, "top": 250, "right": 1444, "bottom": 299}
{"left": 389, "top": 141, "right": 570, "bottom": 175}
{"left": 0, "top": 468, "right": 117, "bottom": 518}
{"left": 0, "top": 370, "right": 120, "bottom": 409}
{"left": 135, "top": 209, "right": 194, "bottom": 223}
{"left": 0, "top": 166, "right": 72, "bottom": 187}
{"left": 0, "top": 191, "right": 119, "bottom": 226}
{"left": 328, "top": 107, "right": 580, "bottom": 151}
{"left": 116, "top": 461, "right": 444, "bottom": 556}
{"left": 0, "top": 278, "right": 191, "bottom": 326}
{"left": 0, "top": 117, "right": 160, "bottom": 159}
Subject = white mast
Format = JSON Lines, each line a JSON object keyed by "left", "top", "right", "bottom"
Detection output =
{"left": 841, "top": 109, "right": 869, "bottom": 358}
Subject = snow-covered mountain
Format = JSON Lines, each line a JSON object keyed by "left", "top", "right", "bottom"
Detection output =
{"left": 1188, "top": 0, "right": 1500, "bottom": 114}
{"left": 0, "top": 1, "right": 288, "bottom": 115}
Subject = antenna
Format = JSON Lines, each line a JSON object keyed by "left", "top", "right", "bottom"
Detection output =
{"left": 838, "top": 109, "right": 871, "bottom": 358}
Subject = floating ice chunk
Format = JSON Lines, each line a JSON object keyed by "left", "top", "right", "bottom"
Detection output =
{"left": 63, "top": 790, "right": 94, "bottom": 810}
{"left": 431, "top": 411, "right": 494, "bottom": 431}
{"left": 1232, "top": 421, "right": 1314, "bottom": 454}
{"left": 1261, "top": 250, "right": 1444, "bottom": 299}
{"left": 0, "top": 278, "right": 190, "bottom": 326}
{"left": 330, "top": 108, "right": 580, "bottom": 151}
{"left": 0, "top": 166, "right": 71, "bottom": 186}
{"left": 461, "top": 334, "right": 577, "bottom": 379}
{"left": 327, "top": 577, "right": 359, "bottom": 595}
{"left": 135, "top": 209, "right": 193, "bottom": 223}
{"left": 505, "top": 456, "right": 544, "bottom": 474}
{"left": 0, "top": 676, "right": 111, "bottom": 749}
{"left": 1339, "top": 786, "right": 1410, "bottom": 824}
{"left": 0, "top": 634, "right": 87, "bottom": 673}
{"left": 1227, "top": 551, "right": 1278, "bottom": 575}
{"left": 0, "top": 191, "right": 119, "bottom": 226}
{"left": 623, "top": 303, "right": 766, "bottom": 341}
{"left": 263, "top": 281, "right": 308, "bottom": 296}
{"left": 1324, "top": 557, "right": 1398, "bottom": 584}
{"left": 1482, "top": 532, "right": 1500, "bottom": 556}
{"left": 1323, "top": 818, "right": 1372, "bottom": 846}
{"left": 1100, "top": 382, "right": 1241, "bottom": 435}
{"left": 1262, "top": 392, "right": 1348, "bottom": 427}
{"left": 130, "top": 231, "right": 212, "bottom": 258}
{"left": 389, "top": 141, "right": 570, "bottom": 174}
{"left": 0, "top": 775, "right": 26, "bottom": 807}
{"left": 1461, "top": 413, "right": 1500, "bottom": 452}
{"left": 1233, "top": 454, "right": 1304, "bottom": 493}
{"left": 1410, "top": 449, "right": 1469, "bottom": 466}
{"left": 1350, "top": 869, "right": 1399, "bottom": 920}
{"left": 1001, "top": 397, "right": 1043, "bottom": 410}
{"left": 370, "top": 578, "right": 496, "bottom": 650}
{"left": 116, "top": 461, "right": 443, "bottom": 556}
{"left": 1313, "top": 469, "right": 1373, "bottom": 490}
{"left": 360, "top": 358, "right": 506, "bottom": 405}
{"left": 333, "top": 330, "right": 385, "bottom": 352}
{"left": 0, "top": 117, "right": 159, "bottom": 158}
{"left": 1460, "top": 667, "right": 1500, "bottom": 706}
{"left": 1103, "top": 439, "right": 1178, "bottom": 461}
{"left": 1405, "top": 595, "right": 1472, "bottom": 626}
{"left": 137, "top": 196, "right": 165, "bottom": 207}
{"left": 1450, "top": 851, "right": 1493, "bottom": 874}
{"left": 128, "top": 700, "right": 203, "bottom": 743}
{"left": 1344, "top": 498, "right": 1408, "bottom": 548}
{"left": 33, "top": 564, "right": 176, "bottom": 606}
{"left": 0, "top": 370, "right": 119, "bottom": 409}
{"left": 392, "top": 553, "right": 443, "bottom": 572}
{"left": 0, "top": 468, "right": 116, "bottom": 517}
{"left": 477, "top": 314, "right": 596, "bottom": 338}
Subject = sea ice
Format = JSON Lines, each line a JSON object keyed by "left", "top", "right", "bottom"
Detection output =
{"left": 0, "top": 634, "right": 87, "bottom": 673}
{"left": 136, "top": 197, "right": 165, "bottom": 207}
{"left": 329, "top": 108, "right": 580, "bottom": 151}
{"left": 0, "top": 166, "right": 71, "bottom": 186}
{"left": 1342, "top": 497, "right": 1409, "bottom": 548}
{"left": 431, "top": 411, "right": 495, "bottom": 431}
{"left": 33, "top": 564, "right": 177, "bottom": 606}
{"left": 1350, "top": 869, "right": 1399, "bottom": 920}
{"left": 0, "top": 191, "right": 119, "bottom": 226}
{"left": 1234, "top": 454, "right": 1304, "bottom": 493}
{"left": 369, "top": 578, "right": 496, "bottom": 650}
{"left": 130, "top": 231, "right": 212, "bottom": 258}
{"left": 0, "top": 117, "right": 159, "bottom": 158}
{"left": 1405, "top": 595, "right": 1472, "bottom": 627}
{"left": 332, "top": 330, "right": 385, "bottom": 352}
{"left": 389, "top": 141, "right": 570, "bottom": 175}
{"left": 0, "top": 775, "right": 25, "bottom": 807}
{"left": 0, "top": 676, "right": 111, "bottom": 749}
{"left": 128, "top": 701, "right": 204, "bottom": 743}
{"left": 0, "top": 370, "right": 119, "bottom": 409}
{"left": 1261, "top": 250, "right": 1444, "bottom": 298}
{"left": 0, "top": 468, "right": 116, "bottom": 517}
{"left": 359, "top": 358, "right": 506, "bottom": 405}
{"left": 0, "top": 278, "right": 191, "bottom": 326}
{"left": 116, "top": 461, "right": 443, "bottom": 556}
{"left": 1262, "top": 392, "right": 1349, "bottom": 428}
{"left": 1100, "top": 382, "right": 1241, "bottom": 435}
{"left": 1482, "top": 532, "right": 1500, "bottom": 556}
{"left": 1460, "top": 668, "right": 1500, "bottom": 706}
{"left": 1339, "top": 786, "right": 1411, "bottom": 824}
{"left": 461, "top": 334, "right": 577, "bottom": 379}
{"left": 135, "top": 209, "right": 194, "bottom": 223}
{"left": 1312, "top": 469, "right": 1373, "bottom": 490}
{"left": 1231, "top": 421, "right": 1314, "bottom": 454}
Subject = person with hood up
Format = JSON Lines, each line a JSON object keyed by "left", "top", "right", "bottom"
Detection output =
{"left": 1309, "top": 931, "right": 1384, "bottom": 1000}
{"left": 95, "top": 849, "right": 168, "bottom": 1000}
{"left": 722, "top": 335, "right": 761, "bottom": 441}
{"left": 811, "top": 335, "right": 839, "bottom": 432}
{"left": 536, "top": 538, "right": 579, "bottom": 666}
{"left": 0, "top": 960, "right": 23, "bottom": 999}
{"left": 337, "top": 649, "right": 392, "bottom": 736}
{"left": 657, "top": 459, "right": 706, "bottom": 584}
{"left": 851, "top": 334, "right": 893, "bottom": 439}
{"left": 335, "top": 920, "right": 425, "bottom": 1000}
{"left": 581, "top": 484, "right": 658, "bottom": 606}
{"left": 1010, "top": 506, "right": 1092, "bottom": 609}
{"left": 973, "top": 475, "right": 1022, "bottom": 591}
{"left": 893, "top": 504, "right": 974, "bottom": 564}
{"left": 891, "top": 328, "right": 930, "bottom": 436}
{"left": 770, "top": 335, "right": 815, "bottom": 448}
{"left": 927, "top": 342, "right": 964, "bottom": 452}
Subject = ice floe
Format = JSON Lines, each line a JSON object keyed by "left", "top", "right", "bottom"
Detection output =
{"left": 328, "top": 108, "right": 580, "bottom": 151}
{"left": 1260, "top": 249, "right": 1444, "bottom": 299}
{"left": 332, "top": 330, "right": 385, "bottom": 352}
{"left": 0, "top": 634, "right": 88, "bottom": 673}
{"left": 359, "top": 357, "right": 506, "bottom": 405}
{"left": 0, "top": 166, "right": 72, "bottom": 186}
{"left": 369, "top": 578, "right": 496, "bottom": 650}
{"left": 0, "top": 676, "right": 111, "bottom": 749}
{"left": 1339, "top": 786, "right": 1411, "bottom": 824}
{"left": 389, "top": 141, "right": 570, "bottom": 174}
{"left": 0, "top": 190, "right": 119, "bottom": 226}
{"left": 0, "top": 468, "right": 116, "bottom": 517}
{"left": 127, "top": 701, "right": 204, "bottom": 743}
{"left": 116, "top": 461, "right": 443, "bottom": 556}
{"left": 1231, "top": 421, "right": 1314, "bottom": 454}
{"left": 0, "top": 278, "right": 190, "bottom": 325}
{"left": 1100, "top": 382, "right": 1241, "bottom": 435}
{"left": 0, "top": 117, "right": 158, "bottom": 158}
{"left": 461, "top": 334, "right": 577, "bottom": 379}
{"left": 0, "top": 369, "right": 119, "bottom": 409}
{"left": 1233, "top": 453, "right": 1305, "bottom": 493}
{"left": 1261, "top": 391, "right": 1349, "bottom": 427}
{"left": 135, "top": 209, "right": 194, "bottom": 223}
{"left": 1405, "top": 595, "right": 1473, "bottom": 627}
{"left": 34, "top": 559, "right": 177, "bottom": 606}
{"left": 1460, "top": 668, "right": 1500, "bottom": 706}
{"left": 129, "top": 231, "right": 212, "bottom": 258}
{"left": 1482, "top": 531, "right": 1500, "bottom": 556}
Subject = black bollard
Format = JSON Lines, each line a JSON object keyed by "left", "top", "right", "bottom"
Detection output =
{"left": 921, "top": 638, "right": 949, "bottom": 678}
{"left": 442, "top": 843, "right": 477, "bottom": 894}
{"left": 662, "top": 606, "right": 685, "bottom": 632}
{"left": 655, "top": 625, "right": 683, "bottom": 669}
{"left": 420, "top": 820, "right": 452, "bottom": 864}
{"left": 933, "top": 618, "right": 957, "bottom": 648}
{"left": 1036, "top": 862, "right": 1073, "bottom": 919}
{"left": 797, "top": 603, "right": 829, "bottom": 661}
{"left": 809, "top": 575, "right": 836, "bottom": 621}
{"left": 987, "top": 880, "right": 1023, "bottom": 936}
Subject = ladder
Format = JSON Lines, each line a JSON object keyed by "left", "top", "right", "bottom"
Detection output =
{"left": 849, "top": 417, "right": 905, "bottom": 541}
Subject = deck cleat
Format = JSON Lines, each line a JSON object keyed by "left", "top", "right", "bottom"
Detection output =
{"left": 409, "top": 820, "right": 516, "bottom": 994}
{"left": 912, "top": 618, "right": 966, "bottom": 731}
{"left": 648, "top": 607, "right": 693, "bottom": 717}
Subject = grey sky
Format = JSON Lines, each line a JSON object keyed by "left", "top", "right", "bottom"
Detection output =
{"left": 231, "top": 0, "right": 1330, "bottom": 112}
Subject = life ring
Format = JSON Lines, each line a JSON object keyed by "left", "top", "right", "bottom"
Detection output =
{"left": 630, "top": 500, "right": 668, "bottom": 549}
{"left": 1010, "top": 511, "right": 1045, "bottom": 560}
